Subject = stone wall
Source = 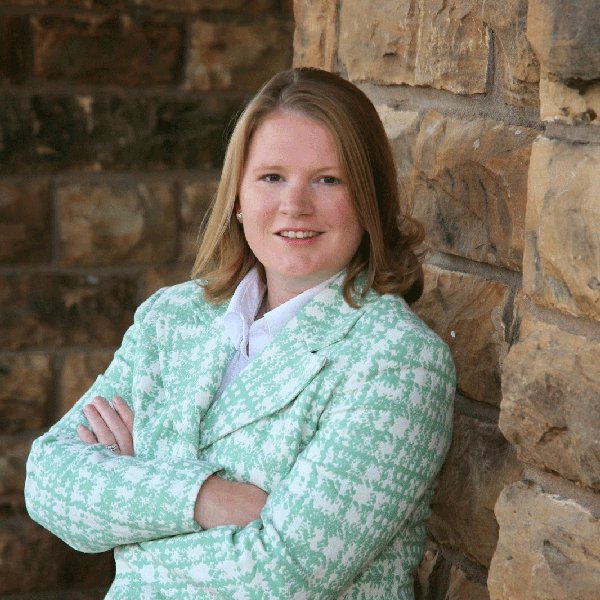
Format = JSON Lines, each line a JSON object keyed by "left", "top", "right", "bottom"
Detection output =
{"left": 293, "top": 1, "right": 600, "bottom": 598}
{"left": 0, "top": 1, "right": 292, "bottom": 597}
{"left": 3, "top": 0, "right": 599, "bottom": 598}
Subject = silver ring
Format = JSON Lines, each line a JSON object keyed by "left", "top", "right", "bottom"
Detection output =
{"left": 106, "top": 442, "right": 119, "bottom": 454}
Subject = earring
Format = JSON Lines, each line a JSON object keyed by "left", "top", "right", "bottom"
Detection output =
{"left": 236, "top": 211, "right": 243, "bottom": 222}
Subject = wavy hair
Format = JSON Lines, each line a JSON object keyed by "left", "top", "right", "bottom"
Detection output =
{"left": 192, "top": 68, "right": 424, "bottom": 306}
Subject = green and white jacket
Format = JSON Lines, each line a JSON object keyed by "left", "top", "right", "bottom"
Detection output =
{"left": 25, "top": 275, "right": 455, "bottom": 599}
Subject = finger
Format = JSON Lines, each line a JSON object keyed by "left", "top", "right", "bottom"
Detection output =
{"left": 112, "top": 396, "right": 134, "bottom": 436}
{"left": 91, "top": 396, "right": 134, "bottom": 456}
{"left": 77, "top": 424, "right": 98, "bottom": 444}
{"left": 82, "top": 403, "right": 116, "bottom": 447}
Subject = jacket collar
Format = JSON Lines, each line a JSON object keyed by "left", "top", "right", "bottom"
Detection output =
{"left": 197, "top": 273, "right": 373, "bottom": 450}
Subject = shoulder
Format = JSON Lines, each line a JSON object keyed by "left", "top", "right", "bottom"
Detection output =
{"left": 352, "top": 291, "right": 454, "bottom": 375}
{"left": 133, "top": 280, "right": 227, "bottom": 325}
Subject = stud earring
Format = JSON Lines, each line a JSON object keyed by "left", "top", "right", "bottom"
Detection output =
{"left": 236, "top": 211, "right": 243, "bottom": 222}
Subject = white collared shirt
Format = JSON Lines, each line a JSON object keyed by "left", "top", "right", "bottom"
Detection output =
{"left": 215, "top": 268, "right": 340, "bottom": 400}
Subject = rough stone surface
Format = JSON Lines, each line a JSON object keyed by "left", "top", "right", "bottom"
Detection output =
{"left": 31, "top": 14, "right": 182, "bottom": 85}
{"left": 181, "top": 179, "right": 219, "bottom": 262}
{"left": 59, "top": 352, "right": 114, "bottom": 416}
{"left": 0, "top": 181, "right": 51, "bottom": 264}
{"left": 0, "top": 93, "right": 240, "bottom": 174}
{"left": 500, "top": 315, "right": 600, "bottom": 489}
{"left": 527, "top": 0, "right": 600, "bottom": 85}
{"left": 413, "top": 266, "right": 511, "bottom": 406}
{"left": 0, "top": 516, "right": 114, "bottom": 594}
{"left": 0, "top": 273, "right": 138, "bottom": 351}
{"left": 415, "top": 543, "right": 489, "bottom": 600}
{"left": 57, "top": 182, "right": 177, "bottom": 266}
{"left": 339, "top": 0, "right": 489, "bottom": 94}
{"left": 428, "top": 414, "right": 522, "bottom": 566}
{"left": 482, "top": 0, "right": 540, "bottom": 107}
{"left": 293, "top": 0, "right": 338, "bottom": 71}
{"left": 524, "top": 137, "right": 600, "bottom": 320}
{"left": 0, "top": 435, "right": 35, "bottom": 515}
{"left": 186, "top": 19, "right": 293, "bottom": 91}
{"left": 0, "top": 354, "right": 51, "bottom": 434}
{"left": 539, "top": 74, "right": 600, "bottom": 125}
{"left": 446, "top": 565, "right": 489, "bottom": 600}
{"left": 488, "top": 481, "right": 600, "bottom": 600}
{"left": 410, "top": 112, "right": 536, "bottom": 271}
{"left": 375, "top": 107, "right": 422, "bottom": 188}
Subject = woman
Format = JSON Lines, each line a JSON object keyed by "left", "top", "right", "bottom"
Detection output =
{"left": 25, "top": 68, "right": 455, "bottom": 599}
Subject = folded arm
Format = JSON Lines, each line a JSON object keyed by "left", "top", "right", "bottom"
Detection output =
{"left": 116, "top": 339, "right": 455, "bottom": 598}
{"left": 25, "top": 289, "right": 226, "bottom": 552}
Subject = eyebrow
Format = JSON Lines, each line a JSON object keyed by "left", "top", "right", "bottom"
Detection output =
{"left": 250, "top": 165, "right": 341, "bottom": 173}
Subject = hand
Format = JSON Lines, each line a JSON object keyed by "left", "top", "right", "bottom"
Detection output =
{"left": 77, "top": 395, "right": 134, "bottom": 456}
{"left": 194, "top": 475, "right": 268, "bottom": 529}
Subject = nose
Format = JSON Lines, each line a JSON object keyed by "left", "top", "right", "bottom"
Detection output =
{"left": 279, "top": 180, "right": 313, "bottom": 216}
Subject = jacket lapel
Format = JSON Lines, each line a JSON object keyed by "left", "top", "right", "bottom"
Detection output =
{"left": 198, "top": 279, "right": 366, "bottom": 450}
{"left": 159, "top": 301, "right": 234, "bottom": 458}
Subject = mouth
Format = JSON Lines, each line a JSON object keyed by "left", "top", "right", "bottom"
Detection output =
{"left": 277, "top": 230, "right": 322, "bottom": 239}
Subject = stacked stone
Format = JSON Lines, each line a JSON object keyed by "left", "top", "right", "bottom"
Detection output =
{"left": 293, "top": 0, "right": 600, "bottom": 599}
{"left": 0, "top": 1, "right": 292, "bottom": 597}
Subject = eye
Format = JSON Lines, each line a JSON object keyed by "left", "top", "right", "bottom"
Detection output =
{"left": 318, "top": 176, "right": 341, "bottom": 185}
{"left": 262, "top": 174, "right": 282, "bottom": 183}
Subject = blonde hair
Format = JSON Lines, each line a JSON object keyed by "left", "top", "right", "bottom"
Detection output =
{"left": 192, "top": 68, "right": 424, "bottom": 306}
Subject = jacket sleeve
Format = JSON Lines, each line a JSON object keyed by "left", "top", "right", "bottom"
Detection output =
{"left": 24, "top": 288, "right": 222, "bottom": 553}
{"left": 117, "top": 333, "right": 456, "bottom": 598}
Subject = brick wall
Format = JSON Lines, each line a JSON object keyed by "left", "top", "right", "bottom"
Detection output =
{"left": 0, "top": 1, "right": 292, "bottom": 597}
{"left": 294, "top": 1, "right": 600, "bottom": 598}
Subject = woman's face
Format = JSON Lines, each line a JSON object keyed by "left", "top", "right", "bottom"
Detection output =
{"left": 238, "top": 109, "right": 364, "bottom": 302}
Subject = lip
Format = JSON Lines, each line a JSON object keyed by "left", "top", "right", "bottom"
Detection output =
{"left": 275, "top": 229, "right": 323, "bottom": 243}
{"left": 275, "top": 227, "right": 324, "bottom": 239}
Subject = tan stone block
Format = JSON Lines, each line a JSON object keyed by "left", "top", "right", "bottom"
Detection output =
{"left": 428, "top": 414, "right": 522, "bottom": 566}
{"left": 31, "top": 15, "right": 182, "bottom": 86}
{"left": 416, "top": 0, "right": 489, "bottom": 95}
{"left": 539, "top": 73, "right": 600, "bottom": 125}
{"left": 527, "top": 0, "right": 600, "bottom": 84}
{"left": 339, "top": 0, "right": 489, "bottom": 94}
{"left": 0, "top": 516, "right": 113, "bottom": 594}
{"left": 0, "top": 354, "right": 51, "bottom": 434}
{"left": 375, "top": 107, "right": 421, "bottom": 187}
{"left": 412, "top": 266, "right": 511, "bottom": 405}
{"left": 57, "top": 182, "right": 177, "bottom": 267}
{"left": 500, "top": 315, "right": 600, "bottom": 489}
{"left": 181, "top": 179, "right": 219, "bottom": 262}
{"left": 0, "top": 435, "right": 34, "bottom": 513}
{"left": 482, "top": 0, "right": 540, "bottom": 107}
{"left": 59, "top": 352, "right": 114, "bottom": 415}
{"left": 0, "top": 181, "right": 50, "bottom": 264}
{"left": 185, "top": 19, "right": 293, "bottom": 91}
{"left": 293, "top": 0, "right": 338, "bottom": 71}
{"left": 0, "top": 273, "right": 137, "bottom": 351}
{"left": 524, "top": 137, "right": 600, "bottom": 320}
{"left": 411, "top": 112, "right": 536, "bottom": 270}
{"left": 488, "top": 481, "right": 600, "bottom": 600}
{"left": 339, "top": 0, "right": 418, "bottom": 87}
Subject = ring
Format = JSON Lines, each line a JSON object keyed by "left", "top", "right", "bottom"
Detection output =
{"left": 105, "top": 442, "right": 119, "bottom": 454}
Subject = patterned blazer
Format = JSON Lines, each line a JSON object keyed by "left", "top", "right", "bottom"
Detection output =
{"left": 25, "top": 276, "right": 455, "bottom": 599}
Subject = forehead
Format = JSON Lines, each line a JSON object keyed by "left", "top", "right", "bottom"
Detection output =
{"left": 246, "top": 109, "right": 340, "bottom": 164}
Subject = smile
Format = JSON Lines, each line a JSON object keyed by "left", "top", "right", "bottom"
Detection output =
{"left": 278, "top": 231, "right": 321, "bottom": 239}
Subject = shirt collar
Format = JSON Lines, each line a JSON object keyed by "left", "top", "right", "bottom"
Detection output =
{"left": 223, "top": 268, "right": 342, "bottom": 350}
